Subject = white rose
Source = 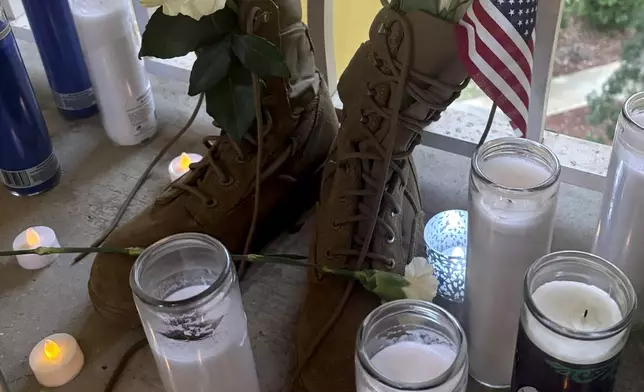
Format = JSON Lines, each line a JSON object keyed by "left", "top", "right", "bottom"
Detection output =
{"left": 141, "top": 0, "right": 226, "bottom": 21}
{"left": 402, "top": 257, "right": 439, "bottom": 302}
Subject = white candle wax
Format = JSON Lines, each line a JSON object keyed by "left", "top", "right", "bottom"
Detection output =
{"left": 29, "top": 333, "right": 84, "bottom": 387}
{"left": 525, "top": 281, "right": 625, "bottom": 364}
{"left": 360, "top": 341, "right": 464, "bottom": 392}
{"left": 72, "top": 0, "right": 157, "bottom": 146}
{"left": 148, "top": 285, "right": 260, "bottom": 392}
{"left": 168, "top": 153, "right": 202, "bottom": 182}
{"left": 12, "top": 226, "right": 60, "bottom": 270}
{"left": 467, "top": 155, "right": 558, "bottom": 386}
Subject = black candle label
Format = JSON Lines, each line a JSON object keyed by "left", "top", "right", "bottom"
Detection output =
{"left": 511, "top": 324, "right": 621, "bottom": 392}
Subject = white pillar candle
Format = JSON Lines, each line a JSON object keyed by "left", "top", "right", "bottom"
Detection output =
{"left": 148, "top": 285, "right": 261, "bottom": 392}
{"left": 71, "top": 0, "right": 157, "bottom": 146}
{"left": 594, "top": 109, "right": 644, "bottom": 323}
{"left": 168, "top": 153, "right": 202, "bottom": 182}
{"left": 467, "top": 144, "right": 560, "bottom": 388}
{"left": 29, "top": 333, "right": 84, "bottom": 387}
{"left": 12, "top": 226, "right": 60, "bottom": 269}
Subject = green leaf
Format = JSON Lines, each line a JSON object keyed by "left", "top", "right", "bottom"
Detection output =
{"left": 188, "top": 36, "right": 233, "bottom": 96}
{"left": 140, "top": 7, "right": 237, "bottom": 59}
{"left": 355, "top": 270, "right": 408, "bottom": 302}
{"left": 205, "top": 64, "right": 255, "bottom": 141}
{"left": 231, "top": 34, "right": 290, "bottom": 79}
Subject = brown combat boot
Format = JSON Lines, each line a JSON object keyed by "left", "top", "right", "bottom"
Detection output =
{"left": 293, "top": 7, "right": 469, "bottom": 391}
{"left": 88, "top": 0, "right": 338, "bottom": 327}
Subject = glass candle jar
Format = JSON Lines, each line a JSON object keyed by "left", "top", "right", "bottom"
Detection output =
{"left": 593, "top": 91, "right": 644, "bottom": 323}
{"left": 130, "top": 233, "right": 260, "bottom": 392}
{"left": 356, "top": 300, "right": 468, "bottom": 392}
{"left": 511, "top": 251, "right": 636, "bottom": 392}
{"left": 466, "top": 137, "right": 561, "bottom": 388}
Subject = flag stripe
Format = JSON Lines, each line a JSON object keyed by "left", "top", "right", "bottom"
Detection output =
{"left": 479, "top": 0, "right": 533, "bottom": 68}
{"left": 465, "top": 5, "right": 531, "bottom": 95}
{"left": 458, "top": 18, "right": 528, "bottom": 125}
{"left": 455, "top": 0, "right": 538, "bottom": 137}
{"left": 472, "top": 0, "right": 533, "bottom": 81}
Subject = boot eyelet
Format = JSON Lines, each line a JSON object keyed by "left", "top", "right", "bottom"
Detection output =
{"left": 359, "top": 115, "right": 369, "bottom": 124}
{"left": 386, "top": 235, "right": 395, "bottom": 244}
{"left": 331, "top": 221, "right": 341, "bottom": 230}
{"left": 390, "top": 209, "right": 400, "bottom": 217}
{"left": 325, "top": 250, "right": 333, "bottom": 258}
{"left": 203, "top": 198, "right": 218, "bottom": 208}
{"left": 385, "top": 259, "right": 395, "bottom": 270}
{"left": 219, "top": 176, "right": 235, "bottom": 187}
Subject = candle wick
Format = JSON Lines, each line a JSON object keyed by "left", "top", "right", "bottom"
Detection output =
{"left": 584, "top": 309, "right": 588, "bottom": 318}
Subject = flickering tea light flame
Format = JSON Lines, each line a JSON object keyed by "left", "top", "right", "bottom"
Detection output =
{"left": 13, "top": 226, "right": 60, "bottom": 270}
{"left": 450, "top": 246, "right": 465, "bottom": 258}
{"left": 178, "top": 152, "right": 192, "bottom": 170}
{"left": 26, "top": 227, "right": 41, "bottom": 247}
{"left": 169, "top": 153, "right": 203, "bottom": 182}
{"left": 44, "top": 339, "right": 61, "bottom": 361}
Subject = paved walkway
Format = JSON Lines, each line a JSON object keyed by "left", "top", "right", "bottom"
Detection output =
{"left": 460, "top": 61, "right": 621, "bottom": 116}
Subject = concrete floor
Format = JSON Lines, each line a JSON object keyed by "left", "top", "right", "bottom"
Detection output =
{"left": 1, "top": 41, "right": 644, "bottom": 392}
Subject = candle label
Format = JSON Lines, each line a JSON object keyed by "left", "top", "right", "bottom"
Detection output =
{"left": 53, "top": 88, "right": 96, "bottom": 111}
{"left": 511, "top": 325, "right": 621, "bottom": 392}
{"left": 0, "top": 154, "right": 60, "bottom": 189}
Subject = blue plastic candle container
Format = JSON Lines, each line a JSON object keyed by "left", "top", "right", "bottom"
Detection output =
{"left": 22, "top": 0, "right": 97, "bottom": 119}
{"left": 0, "top": 9, "right": 61, "bottom": 196}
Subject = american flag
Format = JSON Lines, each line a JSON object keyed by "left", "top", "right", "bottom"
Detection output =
{"left": 456, "top": 0, "right": 538, "bottom": 136}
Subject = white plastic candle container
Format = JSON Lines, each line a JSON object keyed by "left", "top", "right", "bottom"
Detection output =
{"left": 71, "top": 0, "right": 157, "bottom": 146}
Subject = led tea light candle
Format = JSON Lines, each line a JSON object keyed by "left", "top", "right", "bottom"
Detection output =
{"left": 425, "top": 210, "right": 468, "bottom": 320}
{"left": 12, "top": 226, "right": 60, "bottom": 269}
{"left": 131, "top": 234, "right": 260, "bottom": 392}
{"left": 168, "top": 153, "right": 202, "bottom": 182}
{"left": 594, "top": 91, "right": 644, "bottom": 323}
{"left": 29, "top": 333, "right": 85, "bottom": 387}
{"left": 511, "top": 251, "right": 636, "bottom": 392}
{"left": 356, "top": 300, "right": 468, "bottom": 392}
{"left": 466, "top": 138, "right": 561, "bottom": 388}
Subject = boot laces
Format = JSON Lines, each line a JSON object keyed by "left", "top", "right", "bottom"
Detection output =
{"left": 292, "top": 11, "right": 469, "bottom": 389}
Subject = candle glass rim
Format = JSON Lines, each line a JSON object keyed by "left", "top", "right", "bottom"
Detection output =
{"left": 622, "top": 91, "right": 644, "bottom": 133}
{"left": 356, "top": 299, "right": 467, "bottom": 390}
{"left": 130, "top": 232, "right": 232, "bottom": 311}
{"left": 472, "top": 137, "right": 561, "bottom": 193}
{"left": 524, "top": 250, "right": 637, "bottom": 341}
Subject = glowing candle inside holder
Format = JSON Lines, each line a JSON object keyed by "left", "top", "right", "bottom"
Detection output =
{"left": 29, "top": 333, "right": 84, "bottom": 387}
{"left": 425, "top": 210, "right": 468, "bottom": 305}
{"left": 12, "top": 226, "right": 60, "bottom": 269}
{"left": 168, "top": 153, "right": 202, "bottom": 182}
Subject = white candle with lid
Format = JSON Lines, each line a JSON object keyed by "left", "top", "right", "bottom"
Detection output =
{"left": 168, "top": 153, "right": 202, "bottom": 182}
{"left": 29, "top": 333, "right": 85, "bottom": 387}
{"left": 12, "top": 226, "right": 60, "bottom": 269}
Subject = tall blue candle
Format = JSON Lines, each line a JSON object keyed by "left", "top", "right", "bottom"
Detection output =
{"left": 0, "top": 9, "right": 61, "bottom": 196}
{"left": 22, "top": 0, "right": 97, "bottom": 119}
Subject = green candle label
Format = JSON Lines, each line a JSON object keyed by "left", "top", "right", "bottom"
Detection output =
{"left": 511, "top": 324, "right": 621, "bottom": 392}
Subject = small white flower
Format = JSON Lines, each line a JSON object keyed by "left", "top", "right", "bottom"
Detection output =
{"left": 402, "top": 257, "right": 439, "bottom": 302}
{"left": 141, "top": 0, "right": 226, "bottom": 20}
